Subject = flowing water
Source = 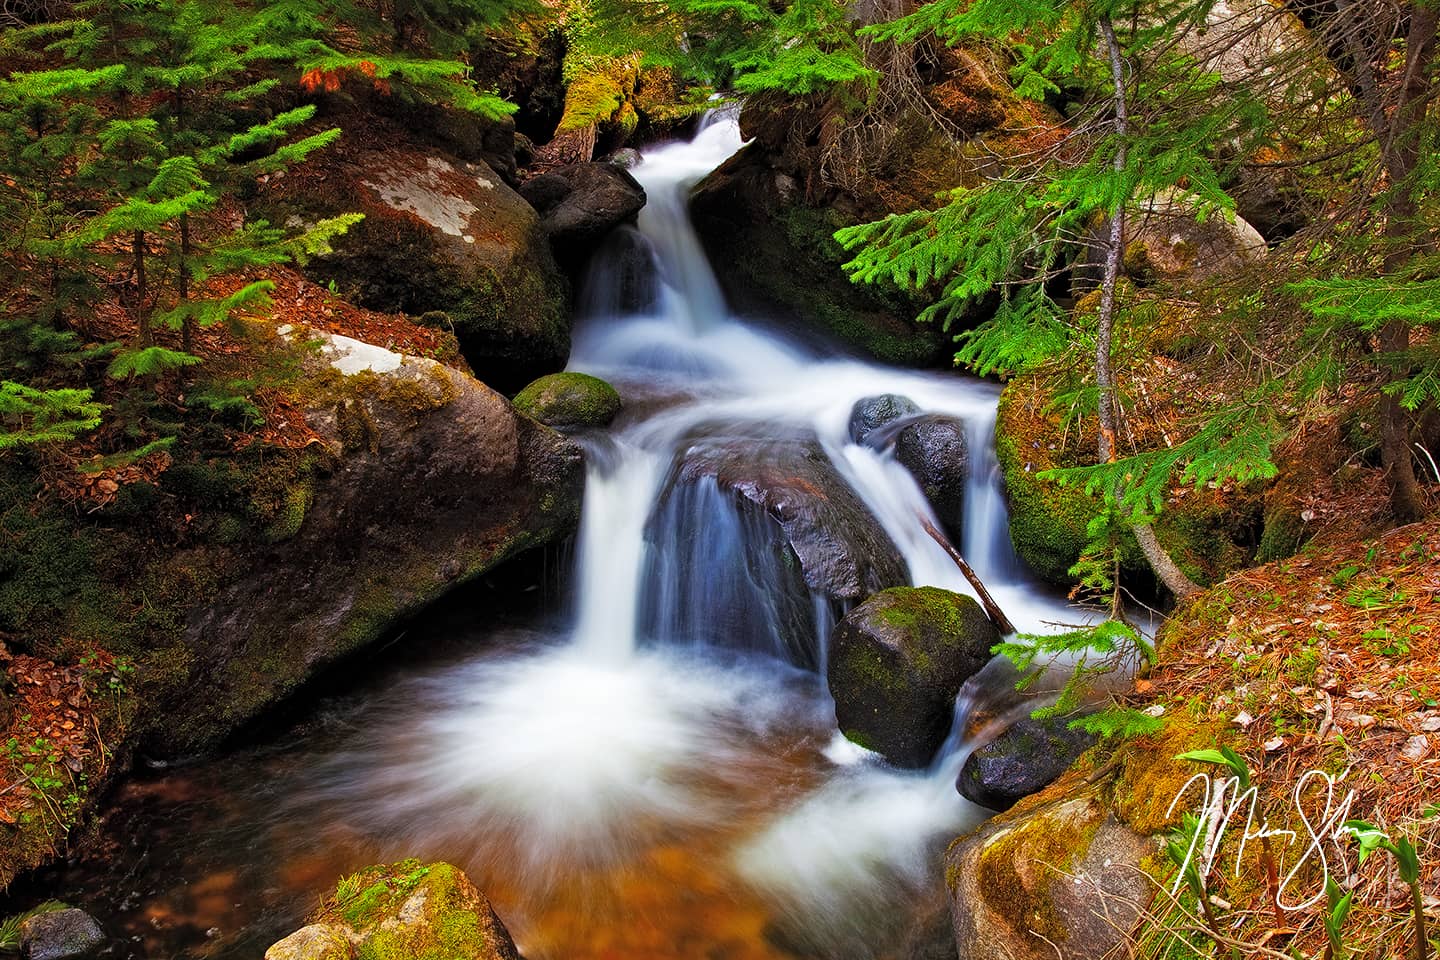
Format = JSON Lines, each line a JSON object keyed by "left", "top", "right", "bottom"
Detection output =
{"left": 19, "top": 115, "right": 1099, "bottom": 959}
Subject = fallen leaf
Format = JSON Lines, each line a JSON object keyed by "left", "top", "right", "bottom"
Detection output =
{"left": 1402, "top": 735, "right": 1430, "bottom": 761}
{"left": 1234, "top": 710, "right": 1255, "bottom": 729}
{"left": 1264, "top": 737, "right": 1286, "bottom": 752}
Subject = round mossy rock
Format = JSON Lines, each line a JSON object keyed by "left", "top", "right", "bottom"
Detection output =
{"left": 513, "top": 372, "right": 622, "bottom": 430}
{"left": 828, "top": 586, "right": 999, "bottom": 768}
{"left": 267, "top": 860, "right": 520, "bottom": 960}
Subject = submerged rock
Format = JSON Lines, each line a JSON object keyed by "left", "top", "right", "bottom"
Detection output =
{"left": 848, "top": 394, "right": 920, "bottom": 447}
{"left": 957, "top": 714, "right": 1098, "bottom": 811}
{"left": 513, "top": 372, "right": 622, "bottom": 430}
{"left": 265, "top": 861, "right": 519, "bottom": 960}
{"left": 894, "top": 415, "right": 968, "bottom": 542}
{"left": 945, "top": 792, "right": 1152, "bottom": 960}
{"left": 828, "top": 587, "right": 999, "bottom": 768}
{"left": 20, "top": 907, "right": 105, "bottom": 960}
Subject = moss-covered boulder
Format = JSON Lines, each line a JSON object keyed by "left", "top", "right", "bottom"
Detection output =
{"left": 995, "top": 379, "right": 1260, "bottom": 590}
{"left": 261, "top": 117, "right": 568, "bottom": 393}
{"left": 161, "top": 328, "right": 585, "bottom": 753}
{"left": 957, "top": 714, "right": 1098, "bottom": 811}
{"left": 828, "top": 587, "right": 999, "bottom": 768}
{"left": 945, "top": 789, "right": 1152, "bottom": 960}
{"left": 265, "top": 860, "right": 519, "bottom": 960}
{"left": 514, "top": 372, "right": 622, "bottom": 430}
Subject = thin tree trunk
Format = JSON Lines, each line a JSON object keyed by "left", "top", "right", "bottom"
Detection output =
{"left": 1098, "top": 16, "right": 1201, "bottom": 601}
{"left": 1096, "top": 16, "right": 1127, "bottom": 467}
{"left": 133, "top": 229, "right": 151, "bottom": 347}
{"left": 179, "top": 212, "right": 194, "bottom": 355}
{"left": 1376, "top": 2, "right": 1437, "bottom": 523}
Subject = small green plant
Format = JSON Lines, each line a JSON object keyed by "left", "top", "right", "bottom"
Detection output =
{"left": 1164, "top": 812, "right": 1238, "bottom": 958}
{"left": 1322, "top": 875, "right": 1356, "bottom": 960}
{"left": 1344, "top": 820, "right": 1429, "bottom": 960}
{"left": 993, "top": 619, "right": 1164, "bottom": 739}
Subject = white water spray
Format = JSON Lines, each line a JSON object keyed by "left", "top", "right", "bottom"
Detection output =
{"left": 295, "top": 114, "right": 1094, "bottom": 956}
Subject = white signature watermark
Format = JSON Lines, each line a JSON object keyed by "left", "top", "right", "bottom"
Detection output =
{"left": 1166, "top": 766, "right": 1361, "bottom": 911}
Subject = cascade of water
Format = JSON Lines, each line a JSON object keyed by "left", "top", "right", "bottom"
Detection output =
{"left": 287, "top": 114, "right": 1095, "bottom": 958}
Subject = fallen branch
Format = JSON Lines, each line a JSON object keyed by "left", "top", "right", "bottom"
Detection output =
{"left": 920, "top": 517, "right": 1017, "bottom": 635}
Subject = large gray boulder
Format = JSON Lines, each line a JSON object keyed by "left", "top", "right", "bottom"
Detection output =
{"left": 263, "top": 130, "right": 568, "bottom": 393}
{"left": 828, "top": 587, "right": 999, "bottom": 768}
{"left": 161, "top": 329, "right": 585, "bottom": 754}
{"left": 946, "top": 792, "right": 1153, "bottom": 960}
{"left": 958, "top": 714, "right": 1099, "bottom": 811}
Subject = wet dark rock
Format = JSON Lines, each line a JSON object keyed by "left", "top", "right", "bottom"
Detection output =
{"left": 518, "top": 172, "right": 574, "bottom": 212}
{"left": 848, "top": 394, "right": 920, "bottom": 446}
{"left": 526, "top": 162, "right": 647, "bottom": 254}
{"left": 829, "top": 587, "right": 999, "bottom": 768}
{"left": 894, "top": 415, "right": 968, "bottom": 542}
{"left": 957, "top": 714, "right": 1099, "bottom": 811}
{"left": 20, "top": 908, "right": 105, "bottom": 960}
{"left": 670, "top": 433, "right": 907, "bottom": 604}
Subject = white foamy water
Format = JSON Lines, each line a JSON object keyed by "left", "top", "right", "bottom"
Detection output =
{"left": 293, "top": 113, "right": 1099, "bottom": 955}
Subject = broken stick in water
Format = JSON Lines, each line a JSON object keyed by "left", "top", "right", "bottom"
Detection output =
{"left": 920, "top": 517, "right": 1017, "bottom": 635}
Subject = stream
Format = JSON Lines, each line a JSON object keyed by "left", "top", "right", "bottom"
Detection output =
{"left": 23, "top": 113, "right": 1096, "bottom": 960}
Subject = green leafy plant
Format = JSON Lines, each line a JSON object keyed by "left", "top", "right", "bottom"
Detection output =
{"left": 1323, "top": 875, "right": 1357, "bottom": 960}
{"left": 1344, "top": 820, "right": 1429, "bottom": 960}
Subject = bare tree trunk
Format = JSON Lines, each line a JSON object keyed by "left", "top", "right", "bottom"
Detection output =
{"left": 133, "top": 229, "right": 151, "bottom": 348}
{"left": 179, "top": 212, "right": 194, "bottom": 356}
{"left": 1098, "top": 16, "right": 1201, "bottom": 601}
{"left": 1376, "top": 2, "right": 1437, "bottom": 523}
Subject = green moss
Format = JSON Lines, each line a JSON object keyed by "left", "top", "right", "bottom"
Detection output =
{"left": 705, "top": 202, "right": 946, "bottom": 367}
{"left": 513, "top": 372, "right": 622, "bottom": 429}
{"left": 994, "top": 391, "right": 1097, "bottom": 586}
{"left": 1110, "top": 717, "right": 1228, "bottom": 835}
{"left": 996, "top": 381, "right": 1259, "bottom": 589}
{"left": 326, "top": 861, "right": 501, "bottom": 960}
{"left": 973, "top": 798, "right": 1104, "bottom": 944}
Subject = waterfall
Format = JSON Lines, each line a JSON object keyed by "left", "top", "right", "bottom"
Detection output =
{"left": 281, "top": 114, "right": 1094, "bottom": 959}
{"left": 568, "top": 114, "right": 1077, "bottom": 666}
